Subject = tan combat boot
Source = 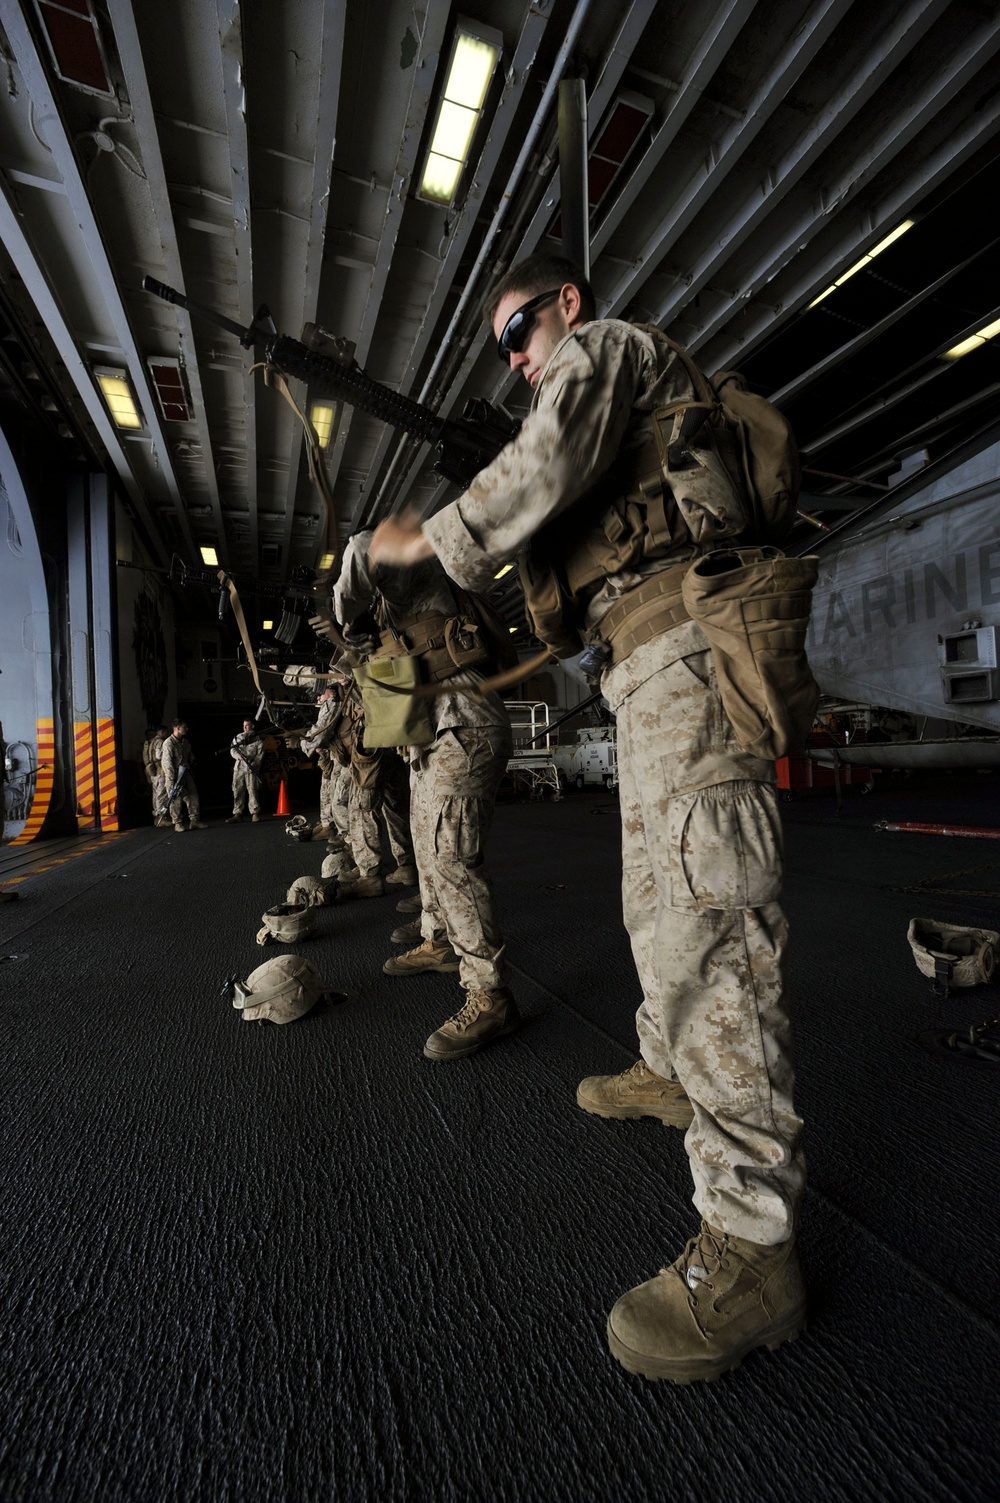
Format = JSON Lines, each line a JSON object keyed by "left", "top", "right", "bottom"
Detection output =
{"left": 423, "top": 987, "right": 521, "bottom": 1060}
{"left": 577, "top": 1059, "right": 695, "bottom": 1129}
{"left": 383, "top": 939, "right": 460, "bottom": 975}
{"left": 190, "top": 820, "right": 209, "bottom": 829}
{"left": 251, "top": 813, "right": 263, "bottom": 823}
{"left": 395, "top": 894, "right": 422, "bottom": 914}
{"left": 607, "top": 1222, "right": 806, "bottom": 1384}
{"left": 225, "top": 814, "right": 243, "bottom": 823}
{"left": 389, "top": 918, "right": 423, "bottom": 945}
{"left": 385, "top": 863, "right": 418, "bottom": 887}
{"left": 173, "top": 823, "right": 187, "bottom": 833}
{"left": 338, "top": 873, "right": 385, "bottom": 899}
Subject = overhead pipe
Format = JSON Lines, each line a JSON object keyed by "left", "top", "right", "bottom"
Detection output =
{"left": 558, "top": 78, "right": 590, "bottom": 279}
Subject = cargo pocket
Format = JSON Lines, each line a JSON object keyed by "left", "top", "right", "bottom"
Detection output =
{"left": 433, "top": 795, "right": 488, "bottom": 869}
{"left": 668, "top": 781, "right": 783, "bottom": 911}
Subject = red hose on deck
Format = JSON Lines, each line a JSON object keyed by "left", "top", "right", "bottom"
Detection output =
{"left": 874, "top": 820, "right": 1000, "bottom": 839}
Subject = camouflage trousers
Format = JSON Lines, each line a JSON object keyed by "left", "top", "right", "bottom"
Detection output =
{"left": 349, "top": 755, "right": 413, "bottom": 876}
{"left": 604, "top": 620, "right": 805, "bottom": 1246}
{"left": 318, "top": 765, "right": 335, "bottom": 829}
{"left": 409, "top": 725, "right": 512, "bottom": 991}
{"left": 232, "top": 765, "right": 262, "bottom": 816}
{"left": 150, "top": 772, "right": 167, "bottom": 820}
{"left": 168, "top": 773, "right": 201, "bottom": 826}
{"left": 328, "top": 764, "right": 352, "bottom": 843}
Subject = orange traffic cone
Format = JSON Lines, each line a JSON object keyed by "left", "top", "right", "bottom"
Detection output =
{"left": 276, "top": 779, "right": 291, "bottom": 816}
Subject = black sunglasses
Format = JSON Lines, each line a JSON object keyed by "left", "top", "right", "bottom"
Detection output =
{"left": 496, "top": 288, "right": 562, "bottom": 363}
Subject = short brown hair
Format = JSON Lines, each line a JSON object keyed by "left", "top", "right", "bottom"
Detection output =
{"left": 482, "top": 252, "right": 596, "bottom": 327}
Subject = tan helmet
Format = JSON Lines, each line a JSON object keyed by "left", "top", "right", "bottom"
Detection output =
{"left": 231, "top": 955, "right": 327, "bottom": 1024}
{"left": 256, "top": 901, "right": 317, "bottom": 946}
{"left": 286, "top": 875, "right": 334, "bottom": 907}
{"left": 321, "top": 851, "right": 354, "bottom": 880}
{"left": 284, "top": 814, "right": 313, "bottom": 842}
{"left": 907, "top": 917, "right": 999, "bottom": 987}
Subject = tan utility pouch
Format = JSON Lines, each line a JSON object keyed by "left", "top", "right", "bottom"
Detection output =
{"left": 681, "top": 547, "right": 820, "bottom": 760}
{"left": 358, "top": 655, "right": 435, "bottom": 748}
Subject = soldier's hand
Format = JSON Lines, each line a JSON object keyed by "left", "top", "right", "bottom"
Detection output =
{"left": 309, "top": 607, "right": 340, "bottom": 643}
{"left": 368, "top": 506, "right": 435, "bottom": 568}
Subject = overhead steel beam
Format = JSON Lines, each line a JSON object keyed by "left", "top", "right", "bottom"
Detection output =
{"left": 377, "top": 0, "right": 652, "bottom": 519}
{"left": 685, "top": 14, "right": 1000, "bottom": 360}
{"left": 1, "top": 3, "right": 190, "bottom": 558}
{"left": 438, "top": 0, "right": 731, "bottom": 418}
{"left": 215, "top": 0, "right": 258, "bottom": 570}
{"left": 770, "top": 233, "right": 1000, "bottom": 407}
{"left": 0, "top": 184, "right": 169, "bottom": 564}
{"left": 353, "top": 0, "right": 555, "bottom": 527}
{"left": 277, "top": 0, "right": 348, "bottom": 573}
{"left": 415, "top": 0, "right": 596, "bottom": 414}
{"left": 324, "top": 0, "right": 452, "bottom": 526}
{"left": 703, "top": 90, "right": 1000, "bottom": 372}
{"left": 800, "top": 298, "right": 1000, "bottom": 457}
{"left": 601, "top": 0, "right": 855, "bottom": 322}
{"left": 107, "top": 0, "right": 226, "bottom": 564}
{"left": 583, "top": 0, "right": 760, "bottom": 268}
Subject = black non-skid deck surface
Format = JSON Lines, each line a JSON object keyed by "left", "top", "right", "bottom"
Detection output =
{"left": 1, "top": 784, "right": 997, "bottom": 1502}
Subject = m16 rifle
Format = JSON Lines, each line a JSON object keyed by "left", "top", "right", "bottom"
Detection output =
{"left": 141, "top": 278, "right": 520, "bottom": 490}
{"left": 155, "top": 763, "right": 188, "bottom": 820}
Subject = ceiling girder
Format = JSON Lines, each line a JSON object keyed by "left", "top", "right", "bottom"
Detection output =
{"left": 278, "top": 0, "right": 348, "bottom": 570}
{"left": 688, "top": 9, "right": 1000, "bottom": 361}
{"left": 106, "top": 0, "right": 226, "bottom": 562}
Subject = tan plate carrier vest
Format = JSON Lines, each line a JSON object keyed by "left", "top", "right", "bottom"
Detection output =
{"left": 516, "top": 326, "right": 820, "bottom": 761}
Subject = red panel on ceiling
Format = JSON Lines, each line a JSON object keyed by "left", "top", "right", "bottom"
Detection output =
{"left": 37, "top": 1, "right": 112, "bottom": 94}
{"left": 592, "top": 102, "right": 650, "bottom": 164}
{"left": 148, "top": 361, "right": 192, "bottom": 423}
{"left": 587, "top": 157, "right": 619, "bottom": 207}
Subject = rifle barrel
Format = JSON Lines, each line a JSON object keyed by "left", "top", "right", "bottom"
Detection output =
{"left": 142, "top": 277, "right": 254, "bottom": 346}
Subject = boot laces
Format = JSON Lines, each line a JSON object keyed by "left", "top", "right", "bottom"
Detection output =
{"left": 669, "top": 1223, "right": 729, "bottom": 1295}
{"left": 448, "top": 989, "right": 490, "bottom": 1029}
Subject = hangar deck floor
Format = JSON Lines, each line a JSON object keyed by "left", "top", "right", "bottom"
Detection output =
{"left": 0, "top": 781, "right": 997, "bottom": 1502}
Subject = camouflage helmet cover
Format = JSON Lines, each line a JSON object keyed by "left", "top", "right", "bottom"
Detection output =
{"left": 233, "top": 954, "right": 327, "bottom": 1024}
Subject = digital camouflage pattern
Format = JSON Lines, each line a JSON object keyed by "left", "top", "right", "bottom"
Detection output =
{"left": 608, "top": 628, "right": 802, "bottom": 1243}
{"left": 422, "top": 317, "right": 803, "bottom": 1244}
{"left": 160, "top": 731, "right": 201, "bottom": 825}
{"left": 409, "top": 724, "right": 512, "bottom": 992}
{"left": 230, "top": 728, "right": 264, "bottom": 816}
{"left": 333, "top": 532, "right": 512, "bottom": 990}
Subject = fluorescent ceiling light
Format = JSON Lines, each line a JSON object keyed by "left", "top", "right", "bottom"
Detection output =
{"left": 494, "top": 563, "right": 514, "bottom": 579}
{"left": 943, "top": 315, "right": 1000, "bottom": 361}
{"left": 95, "top": 367, "right": 142, "bottom": 429}
{"left": 310, "top": 403, "right": 335, "bottom": 448}
{"left": 808, "top": 220, "right": 916, "bottom": 308}
{"left": 200, "top": 546, "right": 219, "bottom": 566}
{"left": 508, "top": 626, "right": 518, "bottom": 633}
{"left": 318, "top": 552, "right": 336, "bottom": 571}
{"left": 419, "top": 22, "right": 501, "bottom": 207}
{"left": 262, "top": 619, "right": 273, "bottom": 631}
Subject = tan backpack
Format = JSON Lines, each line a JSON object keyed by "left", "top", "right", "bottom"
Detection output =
{"left": 649, "top": 330, "right": 801, "bottom": 547}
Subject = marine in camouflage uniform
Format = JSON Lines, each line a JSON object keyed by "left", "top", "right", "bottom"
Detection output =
{"left": 369, "top": 253, "right": 806, "bottom": 1381}
{"left": 345, "top": 735, "right": 414, "bottom": 889}
{"left": 160, "top": 721, "right": 206, "bottom": 831}
{"left": 334, "top": 532, "right": 516, "bottom": 1059}
{"left": 228, "top": 718, "right": 265, "bottom": 820}
{"left": 143, "top": 724, "right": 168, "bottom": 825}
{"left": 300, "top": 688, "right": 344, "bottom": 838}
